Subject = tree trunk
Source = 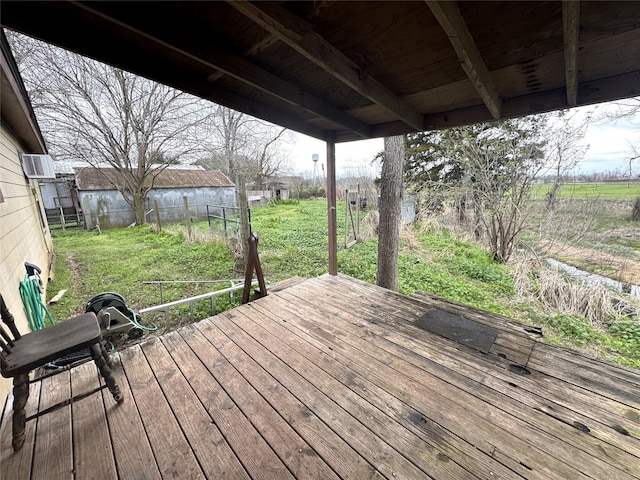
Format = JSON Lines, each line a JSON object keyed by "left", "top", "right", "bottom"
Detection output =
{"left": 473, "top": 189, "right": 483, "bottom": 239}
{"left": 632, "top": 196, "right": 640, "bottom": 221}
{"left": 377, "top": 135, "right": 404, "bottom": 292}
{"left": 133, "top": 192, "right": 145, "bottom": 225}
{"left": 546, "top": 181, "right": 561, "bottom": 212}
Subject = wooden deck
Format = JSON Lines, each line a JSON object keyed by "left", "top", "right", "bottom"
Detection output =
{"left": 2, "top": 274, "right": 639, "bottom": 479}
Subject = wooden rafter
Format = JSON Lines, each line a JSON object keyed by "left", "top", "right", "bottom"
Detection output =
{"left": 426, "top": 1, "right": 502, "bottom": 119}
{"left": 74, "top": 3, "right": 371, "bottom": 139}
{"left": 229, "top": 0, "right": 425, "bottom": 132}
{"left": 563, "top": 1, "right": 581, "bottom": 107}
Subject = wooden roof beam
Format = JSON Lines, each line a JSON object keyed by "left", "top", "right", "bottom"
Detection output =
{"left": 563, "top": 1, "right": 580, "bottom": 107}
{"left": 229, "top": 0, "right": 425, "bottom": 132}
{"left": 73, "top": 3, "right": 371, "bottom": 139}
{"left": 426, "top": 1, "right": 502, "bottom": 119}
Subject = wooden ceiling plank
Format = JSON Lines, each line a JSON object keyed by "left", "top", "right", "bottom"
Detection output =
{"left": 425, "top": 1, "right": 502, "bottom": 119}
{"left": 563, "top": 1, "right": 581, "bottom": 107}
{"left": 73, "top": 2, "right": 370, "bottom": 139}
{"left": 228, "top": 0, "right": 425, "bottom": 132}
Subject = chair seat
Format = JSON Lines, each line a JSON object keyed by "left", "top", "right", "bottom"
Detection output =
{"left": 1, "top": 312, "right": 101, "bottom": 377}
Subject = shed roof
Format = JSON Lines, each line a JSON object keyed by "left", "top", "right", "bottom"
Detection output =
{"left": 1, "top": 1, "right": 639, "bottom": 142}
{"left": 74, "top": 168, "right": 234, "bottom": 191}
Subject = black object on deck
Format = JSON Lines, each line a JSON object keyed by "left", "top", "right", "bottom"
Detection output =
{"left": 415, "top": 308, "right": 499, "bottom": 353}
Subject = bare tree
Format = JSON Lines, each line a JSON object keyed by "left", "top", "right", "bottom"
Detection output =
{"left": 464, "top": 118, "right": 548, "bottom": 262}
{"left": 9, "top": 32, "right": 212, "bottom": 225}
{"left": 198, "top": 106, "right": 292, "bottom": 187}
{"left": 544, "top": 110, "right": 590, "bottom": 211}
{"left": 377, "top": 135, "right": 404, "bottom": 291}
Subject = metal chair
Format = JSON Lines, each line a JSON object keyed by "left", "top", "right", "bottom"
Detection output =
{"left": 1, "top": 294, "right": 123, "bottom": 451}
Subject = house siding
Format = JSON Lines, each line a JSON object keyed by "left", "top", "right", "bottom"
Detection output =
{"left": 0, "top": 126, "right": 53, "bottom": 398}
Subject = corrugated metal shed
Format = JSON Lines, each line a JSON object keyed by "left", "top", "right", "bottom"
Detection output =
{"left": 75, "top": 167, "right": 234, "bottom": 191}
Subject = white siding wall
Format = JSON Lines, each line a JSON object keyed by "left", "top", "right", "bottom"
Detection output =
{"left": 0, "top": 126, "right": 53, "bottom": 397}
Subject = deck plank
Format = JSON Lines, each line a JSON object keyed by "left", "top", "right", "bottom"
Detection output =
{"left": 176, "top": 324, "right": 342, "bottom": 480}
{"left": 243, "top": 300, "right": 519, "bottom": 480}
{"left": 528, "top": 342, "right": 640, "bottom": 407}
{"left": 215, "top": 309, "right": 463, "bottom": 479}
{"left": 102, "top": 354, "right": 162, "bottom": 480}
{"left": 70, "top": 361, "right": 117, "bottom": 480}
{"left": 195, "top": 318, "right": 382, "bottom": 479}
{"left": 227, "top": 305, "right": 483, "bottom": 479}
{"left": 302, "top": 276, "right": 640, "bottom": 432}
{"left": 119, "top": 345, "right": 205, "bottom": 479}
{"left": 2, "top": 274, "right": 638, "bottom": 480}
{"left": 0, "top": 381, "right": 41, "bottom": 480}
{"left": 31, "top": 371, "right": 73, "bottom": 480}
{"left": 159, "top": 330, "right": 296, "bottom": 480}
{"left": 277, "top": 279, "right": 639, "bottom": 479}
{"left": 140, "top": 337, "right": 251, "bottom": 479}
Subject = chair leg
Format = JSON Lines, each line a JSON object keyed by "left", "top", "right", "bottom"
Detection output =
{"left": 12, "top": 373, "right": 29, "bottom": 451}
{"left": 89, "top": 344, "right": 123, "bottom": 404}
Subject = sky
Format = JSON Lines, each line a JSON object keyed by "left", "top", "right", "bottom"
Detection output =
{"left": 287, "top": 99, "right": 640, "bottom": 178}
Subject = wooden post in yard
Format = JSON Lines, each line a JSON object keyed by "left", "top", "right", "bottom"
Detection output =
{"left": 326, "top": 130, "right": 337, "bottom": 275}
{"left": 183, "top": 196, "right": 191, "bottom": 239}
{"left": 154, "top": 200, "right": 162, "bottom": 232}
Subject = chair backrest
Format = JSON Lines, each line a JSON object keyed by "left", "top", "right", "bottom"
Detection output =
{"left": 1, "top": 293, "right": 21, "bottom": 368}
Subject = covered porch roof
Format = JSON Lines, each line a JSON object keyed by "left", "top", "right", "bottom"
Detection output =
{"left": 2, "top": 275, "right": 639, "bottom": 479}
{"left": 1, "top": 1, "right": 639, "bottom": 143}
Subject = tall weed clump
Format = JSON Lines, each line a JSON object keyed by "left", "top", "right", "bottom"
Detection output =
{"left": 512, "top": 253, "right": 639, "bottom": 328}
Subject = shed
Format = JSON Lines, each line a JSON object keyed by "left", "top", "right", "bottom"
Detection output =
{"left": 74, "top": 167, "right": 235, "bottom": 230}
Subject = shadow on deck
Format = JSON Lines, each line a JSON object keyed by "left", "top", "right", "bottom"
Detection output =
{"left": 2, "top": 274, "right": 639, "bottom": 479}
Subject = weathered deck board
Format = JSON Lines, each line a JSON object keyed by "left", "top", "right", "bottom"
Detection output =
{"left": 195, "top": 318, "right": 380, "bottom": 479}
{"left": 140, "top": 338, "right": 251, "bottom": 479}
{"left": 176, "top": 324, "right": 342, "bottom": 480}
{"left": 1, "top": 274, "right": 639, "bottom": 479}
{"left": 158, "top": 330, "right": 295, "bottom": 480}
{"left": 31, "top": 372, "right": 73, "bottom": 480}
{"left": 119, "top": 345, "right": 205, "bottom": 479}
{"left": 324, "top": 275, "right": 640, "bottom": 434}
{"left": 70, "top": 362, "right": 117, "bottom": 480}
{"left": 260, "top": 289, "right": 640, "bottom": 470}
{"left": 102, "top": 355, "right": 162, "bottom": 480}
{"left": 274, "top": 282, "right": 638, "bottom": 479}
{"left": 0, "top": 381, "right": 40, "bottom": 479}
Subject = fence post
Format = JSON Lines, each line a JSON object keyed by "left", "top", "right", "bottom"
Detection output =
{"left": 183, "top": 196, "right": 191, "bottom": 239}
{"left": 222, "top": 207, "right": 228, "bottom": 240}
{"left": 59, "top": 206, "right": 66, "bottom": 232}
{"left": 154, "top": 200, "right": 162, "bottom": 233}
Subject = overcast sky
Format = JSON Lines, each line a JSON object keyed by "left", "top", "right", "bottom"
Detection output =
{"left": 288, "top": 99, "right": 640, "bottom": 178}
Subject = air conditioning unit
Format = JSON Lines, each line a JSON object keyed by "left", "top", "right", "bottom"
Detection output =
{"left": 21, "top": 154, "right": 56, "bottom": 179}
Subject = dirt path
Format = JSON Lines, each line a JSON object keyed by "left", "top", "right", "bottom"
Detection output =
{"left": 545, "top": 242, "right": 640, "bottom": 285}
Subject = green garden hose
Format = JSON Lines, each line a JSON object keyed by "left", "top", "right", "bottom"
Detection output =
{"left": 19, "top": 275, "right": 55, "bottom": 331}
{"left": 128, "top": 308, "right": 157, "bottom": 331}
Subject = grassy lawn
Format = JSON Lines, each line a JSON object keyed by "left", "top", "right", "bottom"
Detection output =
{"left": 46, "top": 199, "right": 640, "bottom": 369}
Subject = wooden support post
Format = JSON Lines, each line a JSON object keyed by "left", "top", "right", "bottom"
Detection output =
{"left": 242, "top": 233, "right": 267, "bottom": 304}
{"left": 326, "top": 131, "right": 337, "bottom": 275}
{"left": 154, "top": 200, "right": 162, "bottom": 232}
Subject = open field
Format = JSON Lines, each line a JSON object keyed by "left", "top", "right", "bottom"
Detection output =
{"left": 533, "top": 181, "right": 640, "bottom": 200}
{"left": 523, "top": 196, "right": 640, "bottom": 284}
{"left": 45, "top": 199, "right": 639, "bottom": 369}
